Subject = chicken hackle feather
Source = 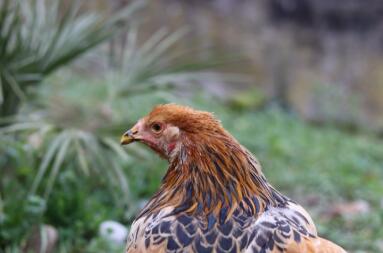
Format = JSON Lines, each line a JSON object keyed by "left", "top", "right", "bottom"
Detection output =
{"left": 120, "top": 104, "right": 346, "bottom": 253}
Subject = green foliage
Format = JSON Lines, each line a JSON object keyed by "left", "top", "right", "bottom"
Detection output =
{"left": 0, "top": 0, "right": 143, "bottom": 117}
{"left": 228, "top": 86, "right": 266, "bottom": 110}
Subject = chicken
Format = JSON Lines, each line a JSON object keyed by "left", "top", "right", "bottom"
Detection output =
{"left": 120, "top": 104, "right": 346, "bottom": 253}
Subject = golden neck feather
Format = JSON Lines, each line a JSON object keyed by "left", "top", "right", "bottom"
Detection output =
{"left": 138, "top": 132, "right": 287, "bottom": 221}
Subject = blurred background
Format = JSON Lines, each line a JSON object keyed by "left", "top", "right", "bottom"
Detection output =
{"left": 1, "top": 0, "right": 383, "bottom": 252}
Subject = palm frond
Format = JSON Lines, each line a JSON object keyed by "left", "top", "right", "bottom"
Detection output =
{"left": 0, "top": 0, "right": 144, "bottom": 117}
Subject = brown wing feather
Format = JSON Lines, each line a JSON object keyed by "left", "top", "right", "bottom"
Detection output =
{"left": 126, "top": 244, "right": 166, "bottom": 253}
{"left": 283, "top": 237, "right": 347, "bottom": 253}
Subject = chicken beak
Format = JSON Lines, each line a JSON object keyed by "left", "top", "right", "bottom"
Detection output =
{"left": 120, "top": 134, "right": 134, "bottom": 145}
{"left": 120, "top": 127, "right": 138, "bottom": 145}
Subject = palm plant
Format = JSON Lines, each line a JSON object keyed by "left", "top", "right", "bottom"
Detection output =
{"left": 0, "top": 25, "right": 237, "bottom": 207}
{"left": 0, "top": 0, "right": 144, "bottom": 118}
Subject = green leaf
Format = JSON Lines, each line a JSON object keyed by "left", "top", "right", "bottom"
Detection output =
{"left": 30, "top": 130, "right": 64, "bottom": 195}
{"left": 0, "top": 0, "right": 143, "bottom": 117}
{"left": 44, "top": 131, "right": 72, "bottom": 199}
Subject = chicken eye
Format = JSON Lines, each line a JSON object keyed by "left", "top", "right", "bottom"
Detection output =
{"left": 151, "top": 123, "right": 162, "bottom": 133}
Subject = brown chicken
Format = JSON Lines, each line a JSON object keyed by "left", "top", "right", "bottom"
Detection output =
{"left": 120, "top": 104, "right": 346, "bottom": 253}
